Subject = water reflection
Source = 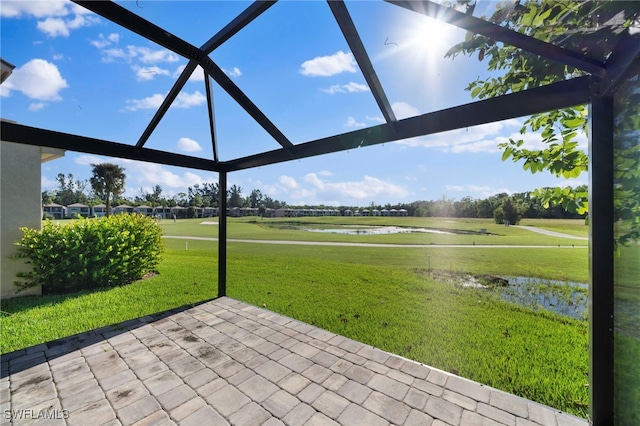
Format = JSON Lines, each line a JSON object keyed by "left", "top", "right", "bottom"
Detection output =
{"left": 305, "top": 226, "right": 452, "bottom": 235}
{"left": 501, "top": 277, "right": 588, "bottom": 320}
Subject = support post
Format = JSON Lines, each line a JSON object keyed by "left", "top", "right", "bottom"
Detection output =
{"left": 589, "top": 93, "right": 615, "bottom": 425}
{"left": 218, "top": 171, "right": 227, "bottom": 297}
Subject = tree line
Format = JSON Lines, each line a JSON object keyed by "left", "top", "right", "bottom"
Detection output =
{"left": 43, "top": 168, "right": 587, "bottom": 223}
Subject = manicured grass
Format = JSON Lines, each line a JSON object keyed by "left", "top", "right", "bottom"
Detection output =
{"left": 1, "top": 217, "right": 593, "bottom": 417}
{"left": 161, "top": 216, "right": 588, "bottom": 246}
{"left": 0, "top": 247, "right": 219, "bottom": 353}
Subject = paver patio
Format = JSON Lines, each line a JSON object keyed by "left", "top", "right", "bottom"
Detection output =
{"left": 1, "top": 297, "right": 588, "bottom": 426}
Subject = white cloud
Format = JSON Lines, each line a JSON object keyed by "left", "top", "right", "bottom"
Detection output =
{"left": 95, "top": 43, "right": 179, "bottom": 68}
{"left": 366, "top": 115, "right": 385, "bottom": 124}
{"left": 177, "top": 137, "right": 202, "bottom": 152}
{"left": 124, "top": 93, "right": 165, "bottom": 111}
{"left": 69, "top": 154, "right": 216, "bottom": 198}
{"left": 90, "top": 33, "right": 119, "bottom": 49}
{"left": 260, "top": 172, "right": 408, "bottom": 206}
{"left": 2, "top": 59, "right": 68, "bottom": 101}
{"left": 445, "top": 184, "right": 511, "bottom": 198}
{"left": 132, "top": 65, "right": 170, "bottom": 81}
{"left": 74, "top": 155, "right": 102, "bottom": 165}
{"left": 127, "top": 46, "right": 179, "bottom": 64}
{"left": 301, "top": 173, "right": 408, "bottom": 204}
{"left": 345, "top": 116, "right": 366, "bottom": 128}
{"left": 100, "top": 47, "right": 129, "bottom": 62}
{"left": 279, "top": 175, "right": 299, "bottom": 190}
{"left": 20, "top": 2, "right": 99, "bottom": 38}
{"left": 37, "top": 17, "right": 70, "bottom": 37}
{"left": 124, "top": 91, "right": 205, "bottom": 111}
{"left": 1, "top": 1, "right": 70, "bottom": 18}
{"left": 41, "top": 174, "right": 58, "bottom": 191}
{"left": 396, "top": 119, "right": 529, "bottom": 154}
{"left": 174, "top": 91, "right": 206, "bottom": 108}
{"left": 322, "top": 82, "right": 369, "bottom": 94}
{"left": 391, "top": 101, "right": 420, "bottom": 119}
{"left": 174, "top": 64, "right": 206, "bottom": 82}
{"left": 28, "top": 102, "right": 45, "bottom": 111}
{"left": 450, "top": 139, "right": 502, "bottom": 154}
{"left": 52, "top": 53, "right": 64, "bottom": 60}
{"left": 300, "top": 51, "right": 357, "bottom": 77}
{"left": 223, "top": 67, "right": 242, "bottom": 78}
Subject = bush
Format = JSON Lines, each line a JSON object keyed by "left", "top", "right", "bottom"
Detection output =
{"left": 13, "top": 214, "right": 164, "bottom": 294}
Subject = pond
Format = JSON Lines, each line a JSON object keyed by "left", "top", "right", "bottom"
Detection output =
{"left": 500, "top": 277, "right": 588, "bottom": 320}
{"left": 305, "top": 226, "right": 452, "bottom": 235}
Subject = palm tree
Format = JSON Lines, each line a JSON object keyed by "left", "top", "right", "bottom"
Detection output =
{"left": 90, "top": 163, "right": 126, "bottom": 217}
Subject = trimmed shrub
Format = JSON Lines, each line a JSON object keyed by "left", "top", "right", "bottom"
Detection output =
{"left": 13, "top": 214, "right": 164, "bottom": 294}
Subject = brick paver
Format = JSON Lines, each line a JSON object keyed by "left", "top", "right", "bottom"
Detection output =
{"left": 1, "top": 297, "right": 588, "bottom": 425}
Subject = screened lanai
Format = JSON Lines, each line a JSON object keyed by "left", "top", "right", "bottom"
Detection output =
{"left": 1, "top": 1, "right": 639, "bottom": 424}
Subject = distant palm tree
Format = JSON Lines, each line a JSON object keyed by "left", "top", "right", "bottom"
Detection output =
{"left": 90, "top": 163, "right": 126, "bottom": 217}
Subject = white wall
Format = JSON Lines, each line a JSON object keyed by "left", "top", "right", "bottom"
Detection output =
{"left": 1, "top": 141, "right": 42, "bottom": 298}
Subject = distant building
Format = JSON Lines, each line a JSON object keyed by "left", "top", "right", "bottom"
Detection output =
{"left": 66, "top": 203, "right": 91, "bottom": 218}
{"left": 43, "top": 203, "right": 66, "bottom": 219}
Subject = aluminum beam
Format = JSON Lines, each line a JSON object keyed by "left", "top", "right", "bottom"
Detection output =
{"left": 386, "top": 0, "right": 607, "bottom": 78}
{"left": 200, "top": 56, "right": 294, "bottom": 152}
{"left": 136, "top": 61, "right": 199, "bottom": 148}
{"left": 73, "top": 1, "right": 203, "bottom": 62}
{"left": 218, "top": 171, "right": 228, "bottom": 297}
{"left": 0, "top": 121, "right": 220, "bottom": 172}
{"left": 328, "top": 1, "right": 397, "bottom": 124}
{"left": 600, "top": 32, "right": 640, "bottom": 96}
{"left": 588, "top": 94, "right": 615, "bottom": 425}
{"left": 222, "top": 76, "right": 592, "bottom": 171}
{"left": 201, "top": 1, "right": 277, "bottom": 54}
{"left": 205, "top": 71, "right": 219, "bottom": 163}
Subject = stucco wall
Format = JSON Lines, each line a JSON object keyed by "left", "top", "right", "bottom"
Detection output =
{"left": 1, "top": 141, "right": 42, "bottom": 298}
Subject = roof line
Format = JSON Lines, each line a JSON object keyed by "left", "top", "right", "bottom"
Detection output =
{"left": 1, "top": 121, "right": 221, "bottom": 172}
{"left": 222, "top": 76, "right": 592, "bottom": 171}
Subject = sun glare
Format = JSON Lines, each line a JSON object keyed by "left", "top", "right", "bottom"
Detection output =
{"left": 403, "top": 16, "right": 458, "bottom": 60}
{"left": 382, "top": 13, "right": 463, "bottom": 81}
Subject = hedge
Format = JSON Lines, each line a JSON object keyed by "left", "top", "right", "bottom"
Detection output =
{"left": 13, "top": 214, "right": 164, "bottom": 294}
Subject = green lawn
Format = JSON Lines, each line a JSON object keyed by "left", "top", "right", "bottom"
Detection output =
{"left": 1, "top": 217, "right": 594, "bottom": 417}
{"left": 161, "top": 216, "right": 588, "bottom": 246}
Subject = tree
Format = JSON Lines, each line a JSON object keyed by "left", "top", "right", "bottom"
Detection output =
{"left": 248, "top": 189, "right": 263, "bottom": 208}
{"left": 494, "top": 197, "right": 521, "bottom": 225}
{"left": 42, "top": 191, "right": 54, "bottom": 206}
{"left": 228, "top": 185, "right": 243, "bottom": 208}
{"left": 445, "top": 1, "right": 639, "bottom": 224}
{"left": 90, "top": 163, "right": 126, "bottom": 217}
{"left": 54, "top": 173, "right": 89, "bottom": 206}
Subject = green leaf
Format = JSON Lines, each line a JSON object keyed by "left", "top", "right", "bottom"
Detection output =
{"left": 563, "top": 117, "right": 585, "bottom": 129}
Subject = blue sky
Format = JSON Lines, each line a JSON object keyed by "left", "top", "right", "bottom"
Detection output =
{"left": 0, "top": 0, "right": 586, "bottom": 207}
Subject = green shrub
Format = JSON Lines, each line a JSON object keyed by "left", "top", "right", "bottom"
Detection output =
{"left": 13, "top": 214, "right": 164, "bottom": 294}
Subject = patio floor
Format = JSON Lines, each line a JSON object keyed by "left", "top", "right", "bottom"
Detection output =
{"left": 1, "top": 297, "right": 588, "bottom": 426}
